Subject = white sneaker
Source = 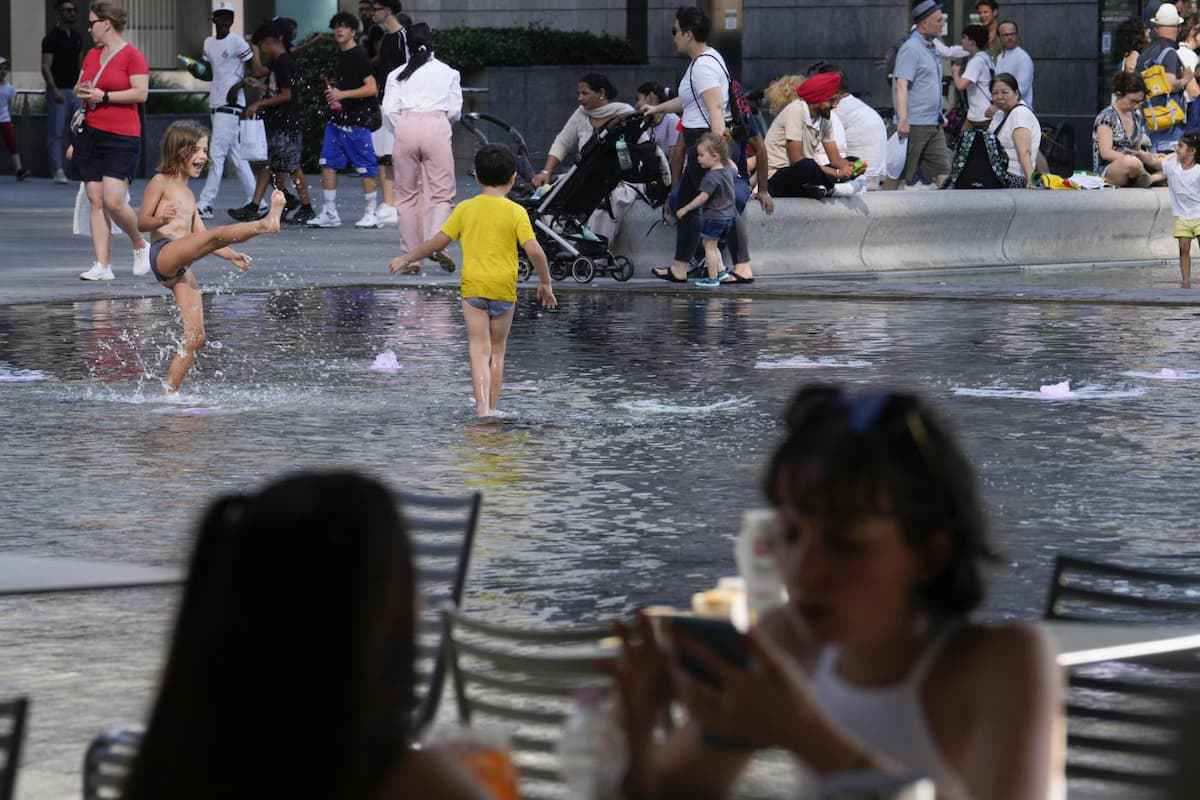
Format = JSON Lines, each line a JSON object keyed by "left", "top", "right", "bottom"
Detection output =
{"left": 306, "top": 207, "right": 342, "bottom": 228}
{"left": 355, "top": 208, "right": 380, "bottom": 229}
{"left": 197, "top": 205, "right": 214, "bottom": 219}
{"left": 53, "top": 169, "right": 68, "bottom": 184}
{"left": 374, "top": 204, "right": 398, "bottom": 226}
{"left": 133, "top": 245, "right": 151, "bottom": 276}
{"left": 79, "top": 262, "right": 115, "bottom": 281}
{"left": 831, "top": 177, "right": 867, "bottom": 197}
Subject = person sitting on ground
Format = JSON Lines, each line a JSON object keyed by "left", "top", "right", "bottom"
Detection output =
{"left": 533, "top": 73, "right": 636, "bottom": 242}
{"left": 1093, "top": 71, "right": 1166, "bottom": 186}
{"left": 122, "top": 471, "right": 492, "bottom": 800}
{"left": 988, "top": 73, "right": 1040, "bottom": 187}
{"left": 763, "top": 72, "right": 859, "bottom": 198}
{"left": 612, "top": 385, "right": 1064, "bottom": 800}
{"left": 952, "top": 25, "right": 995, "bottom": 131}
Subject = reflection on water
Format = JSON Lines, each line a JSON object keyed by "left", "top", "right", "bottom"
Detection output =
{"left": 4, "top": 287, "right": 1200, "bottom": 789}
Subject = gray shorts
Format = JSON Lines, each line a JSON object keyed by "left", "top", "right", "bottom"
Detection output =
{"left": 463, "top": 296, "right": 514, "bottom": 318}
{"left": 902, "top": 125, "right": 951, "bottom": 183}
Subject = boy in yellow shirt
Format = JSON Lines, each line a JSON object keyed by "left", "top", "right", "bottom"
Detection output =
{"left": 388, "top": 145, "right": 557, "bottom": 416}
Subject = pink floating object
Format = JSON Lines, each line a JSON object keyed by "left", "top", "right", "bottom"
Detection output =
{"left": 369, "top": 351, "right": 402, "bottom": 372}
{"left": 1039, "top": 380, "right": 1072, "bottom": 398}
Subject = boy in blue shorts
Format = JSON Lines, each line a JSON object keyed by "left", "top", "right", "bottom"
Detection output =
{"left": 307, "top": 11, "right": 382, "bottom": 229}
{"left": 388, "top": 145, "right": 557, "bottom": 417}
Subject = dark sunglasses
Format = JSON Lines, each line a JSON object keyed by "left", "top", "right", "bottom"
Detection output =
{"left": 87, "top": 18, "right": 105, "bottom": 28}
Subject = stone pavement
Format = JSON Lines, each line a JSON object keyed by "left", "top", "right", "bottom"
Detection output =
{"left": 2, "top": 177, "right": 1200, "bottom": 308}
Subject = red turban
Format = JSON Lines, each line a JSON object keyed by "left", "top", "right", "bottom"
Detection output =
{"left": 796, "top": 73, "right": 842, "bottom": 104}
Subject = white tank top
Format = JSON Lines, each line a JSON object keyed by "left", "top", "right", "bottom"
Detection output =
{"left": 809, "top": 626, "right": 970, "bottom": 799}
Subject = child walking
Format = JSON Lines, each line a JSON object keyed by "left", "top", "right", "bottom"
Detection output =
{"left": 136, "top": 120, "right": 285, "bottom": 392}
{"left": 0, "top": 57, "right": 27, "bottom": 181}
{"left": 1164, "top": 131, "right": 1200, "bottom": 289}
{"left": 673, "top": 132, "right": 736, "bottom": 288}
{"left": 388, "top": 144, "right": 557, "bottom": 417}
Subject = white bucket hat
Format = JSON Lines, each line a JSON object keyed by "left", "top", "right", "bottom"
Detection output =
{"left": 1152, "top": 3, "right": 1185, "bottom": 27}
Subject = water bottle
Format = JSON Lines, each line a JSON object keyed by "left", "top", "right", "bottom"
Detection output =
{"left": 734, "top": 509, "right": 787, "bottom": 621}
{"left": 324, "top": 78, "right": 343, "bottom": 114}
{"left": 615, "top": 137, "right": 633, "bottom": 171}
{"left": 558, "top": 688, "right": 627, "bottom": 800}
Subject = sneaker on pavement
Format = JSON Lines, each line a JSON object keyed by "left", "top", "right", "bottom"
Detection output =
{"left": 133, "top": 245, "right": 151, "bottom": 276}
{"left": 355, "top": 209, "right": 380, "bottom": 228}
{"left": 53, "top": 169, "right": 69, "bottom": 184}
{"left": 79, "top": 262, "right": 115, "bottom": 281}
{"left": 197, "top": 205, "right": 214, "bottom": 219}
{"left": 15, "top": 168, "right": 28, "bottom": 182}
{"left": 306, "top": 207, "right": 342, "bottom": 228}
{"left": 693, "top": 276, "right": 722, "bottom": 288}
{"left": 289, "top": 205, "right": 316, "bottom": 226}
{"left": 374, "top": 204, "right": 399, "bottom": 226}
{"left": 228, "top": 202, "right": 264, "bottom": 222}
{"left": 283, "top": 193, "right": 301, "bottom": 214}
{"left": 429, "top": 251, "right": 456, "bottom": 273}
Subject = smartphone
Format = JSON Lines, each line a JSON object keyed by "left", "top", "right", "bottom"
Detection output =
{"left": 668, "top": 616, "right": 750, "bottom": 686}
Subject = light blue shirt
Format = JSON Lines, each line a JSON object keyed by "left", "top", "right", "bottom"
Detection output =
{"left": 892, "top": 31, "right": 943, "bottom": 125}
{"left": 996, "top": 46, "right": 1035, "bottom": 110}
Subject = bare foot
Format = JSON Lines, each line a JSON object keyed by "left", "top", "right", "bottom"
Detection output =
{"left": 259, "top": 190, "right": 286, "bottom": 234}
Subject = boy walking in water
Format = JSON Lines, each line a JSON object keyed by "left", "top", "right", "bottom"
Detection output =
{"left": 137, "top": 121, "right": 285, "bottom": 392}
{"left": 388, "top": 145, "right": 557, "bottom": 416}
{"left": 1164, "top": 131, "right": 1200, "bottom": 288}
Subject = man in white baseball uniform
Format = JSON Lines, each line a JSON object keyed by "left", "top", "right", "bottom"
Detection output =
{"left": 196, "top": 2, "right": 260, "bottom": 219}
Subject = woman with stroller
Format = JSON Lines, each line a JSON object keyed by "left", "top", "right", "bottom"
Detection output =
{"left": 532, "top": 73, "right": 636, "bottom": 242}
{"left": 638, "top": 7, "right": 742, "bottom": 284}
{"left": 381, "top": 22, "right": 462, "bottom": 272}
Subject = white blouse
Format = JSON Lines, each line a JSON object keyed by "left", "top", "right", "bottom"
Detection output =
{"left": 381, "top": 57, "right": 462, "bottom": 121}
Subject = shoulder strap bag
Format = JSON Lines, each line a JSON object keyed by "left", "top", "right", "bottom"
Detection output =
{"left": 72, "top": 42, "right": 127, "bottom": 135}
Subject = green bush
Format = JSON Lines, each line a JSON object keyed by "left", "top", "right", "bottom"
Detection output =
{"left": 289, "top": 26, "right": 641, "bottom": 172}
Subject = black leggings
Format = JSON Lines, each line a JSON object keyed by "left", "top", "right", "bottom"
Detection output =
{"left": 766, "top": 159, "right": 834, "bottom": 199}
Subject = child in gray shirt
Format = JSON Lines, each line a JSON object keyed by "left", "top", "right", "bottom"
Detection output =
{"left": 675, "top": 132, "right": 737, "bottom": 288}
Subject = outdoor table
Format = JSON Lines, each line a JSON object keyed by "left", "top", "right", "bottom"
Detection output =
{"left": 1045, "top": 620, "right": 1200, "bottom": 666}
{"left": 0, "top": 554, "right": 183, "bottom": 597}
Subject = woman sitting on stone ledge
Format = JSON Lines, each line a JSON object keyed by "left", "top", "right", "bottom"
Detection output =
{"left": 1093, "top": 71, "right": 1167, "bottom": 187}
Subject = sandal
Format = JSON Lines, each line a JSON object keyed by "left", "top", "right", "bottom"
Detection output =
{"left": 720, "top": 271, "right": 755, "bottom": 284}
{"left": 651, "top": 266, "right": 688, "bottom": 283}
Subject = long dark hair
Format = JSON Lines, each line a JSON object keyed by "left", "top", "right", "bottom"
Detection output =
{"left": 123, "top": 471, "right": 415, "bottom": 799}
{"left": 764, "top": 385, "right": 997, "bottom": 617}
{"left": 394, "top": 22, "right": 433, "bottom": 84}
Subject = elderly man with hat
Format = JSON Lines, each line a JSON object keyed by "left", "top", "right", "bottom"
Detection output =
{"left": 763, "top": 72, "right": 859, "bottom": 198}
{"left": 890, "top": 0, "right": 952, "bottom": 187}
{"left": 1138, "top": 2, "right": 1194, "bottom": 152}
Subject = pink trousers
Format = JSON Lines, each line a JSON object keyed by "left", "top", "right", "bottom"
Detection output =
{"left": 389, "top": 111, "right": 456, "bottom": 255}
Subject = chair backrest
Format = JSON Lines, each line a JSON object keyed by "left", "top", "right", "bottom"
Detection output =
{"left": 399, "top": 489, "right": 482, "bottom": 734}
{"left": 1044, "top": 555, "right": 1200, "bottom": 623}
{"left": 442, "top": 609, "right": 616, "bottom": 800}
{"left": 1064, "top": 657, "right": 1200, "bottom": 795}
{"left": 0, "top": 697, "right": 28, "bottom": 800}
{"left": 81, "top": 725, "right": 143, "bottom": 800}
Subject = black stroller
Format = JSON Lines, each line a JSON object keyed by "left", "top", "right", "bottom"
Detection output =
{"left": 457, "top": 112, "right": 671, "bottom": 283}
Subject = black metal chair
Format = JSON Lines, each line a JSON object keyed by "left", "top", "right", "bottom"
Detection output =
{"left": 399, "top": 489, "right": 482, "bottom": 734}
{"left": 0, "top": 697, "right": 28, "bottom": 800}
{"left": 442, "top": 608, "right": 616, "bottom": 800}
{"left": 1045, "top": 555, "right": 1200, "bottom": 623}
{"left": 81, "top": 724, "right": 142, "bottom": 800}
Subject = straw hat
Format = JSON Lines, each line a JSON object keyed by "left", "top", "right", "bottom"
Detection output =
{"left": 1151, "top": 3, "right": 1185, "bottom": 27}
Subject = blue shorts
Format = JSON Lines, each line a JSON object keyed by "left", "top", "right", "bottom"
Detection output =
{"left": 463, "top": 297, "right": 515, "bottom": 318}
{"left": 700, "top": 216, "right": 734, "bottom": 241}
{"left": 319, "top": 123, "right": 378, "bottom": 177}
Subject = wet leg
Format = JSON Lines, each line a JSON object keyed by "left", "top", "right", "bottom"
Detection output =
{"left": 1180, "top": 237, "right": 1192, "bottom": 289}
{"left": 164, "top": 271, "right": 205, "bottom": 393}
{"left": 462, "top": 300, "right": 493, "bottom": 416}
{"left": 487, "top": 306, "right": 515, "bottom": 411}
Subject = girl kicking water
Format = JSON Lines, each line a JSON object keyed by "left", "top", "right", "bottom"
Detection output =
{"left": 137, "top": 120, "right": 284, "bottom": 392}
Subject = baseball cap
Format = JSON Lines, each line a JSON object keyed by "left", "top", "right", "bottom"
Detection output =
{"left": 911, "top": 0, "right": 943, "bottom": 22}
{"left": 213, "top": 2, "right": 235, "bottom": 15}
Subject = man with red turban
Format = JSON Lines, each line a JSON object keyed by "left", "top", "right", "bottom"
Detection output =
{"left": 762, "top": 72, "right": 859, "bottom": 198}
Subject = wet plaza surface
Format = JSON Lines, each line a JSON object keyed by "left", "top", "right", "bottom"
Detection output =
{"left": 5, "top": 286, "right": 1200, "bottom": 793}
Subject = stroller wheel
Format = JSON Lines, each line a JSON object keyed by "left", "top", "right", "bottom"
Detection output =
{"left": 517, "top": 256, "right": 533, "bottom": 282}
{"left": 571, "top": 256, "right": 595, "bottom": 284}
{"left": 612, "top": 256, "right": 634, "bottom": 282}
{"left": 550, "top": 260, "right": 569, "bottom": 281}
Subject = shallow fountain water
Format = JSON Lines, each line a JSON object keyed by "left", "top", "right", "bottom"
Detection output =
{"left": 4, "top": 287, "right": 1200, "bottom": 789}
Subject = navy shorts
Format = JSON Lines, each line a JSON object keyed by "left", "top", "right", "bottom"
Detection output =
{"left": 267, "top": 127, "right": 302, "bottom": 173}
{"left": 700, "top": 216, "right": 734, "bottom": 241}
{"left": 463, "top": 297, "right": 515, "bottom": 318}
{"left": 319, "top": 123, "right": 378, "bottom": 177}
{"left": 73, "top": 124, "right": 140, "bottom": 183}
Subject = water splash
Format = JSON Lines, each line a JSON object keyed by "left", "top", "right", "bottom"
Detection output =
{"left": 369, "top": 350, "right": 402, "bottom": 372}
{"left": 1121, "top": 368, "right": 1200, "bottom": 381}
{"left": 618, "top": 397, "right": 752, "bottom": 415}
{"left": 1040, "top": 380, "right": 1072, "bottom": 398}
{"left": 953, "top": 384, "right": 1147, "bottom": 401}
{"left": 754, "top": 356, "right": 870, "bottom": 370}
{"left": 0, "top": 364, "right": 48, "bottom": 383}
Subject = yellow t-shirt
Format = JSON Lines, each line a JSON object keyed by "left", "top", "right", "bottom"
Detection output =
{"left": 441, "top": 194, "right": 535, "bottom": 303}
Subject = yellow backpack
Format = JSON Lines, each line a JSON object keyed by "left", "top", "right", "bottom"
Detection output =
{"left": 1140, "top": 48, "right": 1186, "bottom": 132}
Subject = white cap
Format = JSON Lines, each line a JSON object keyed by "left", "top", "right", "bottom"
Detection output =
{"left": 213, "top": 2, "right": 236, "bottom": 15}
{"left": 1152, "top": 3, "right": 1185, "bottom": 26}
